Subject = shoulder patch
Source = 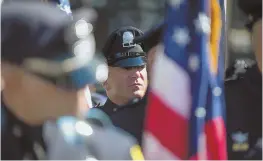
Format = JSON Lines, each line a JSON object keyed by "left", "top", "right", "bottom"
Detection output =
{"left": 130, "top": 144, "right": 144, "bottom": 160}
{"left": 225, "top": 59, "right": 256, "bottom": 81}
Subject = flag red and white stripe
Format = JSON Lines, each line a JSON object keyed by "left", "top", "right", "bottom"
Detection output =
{"left": 143, "top": 0, "right": 227, "bottom": 160}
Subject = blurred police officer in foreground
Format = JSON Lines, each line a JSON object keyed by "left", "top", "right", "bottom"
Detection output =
{"left": 224, "top": 0, "right": 262, "bottom": 160}
{"left": 1, "top": 1, "right": 144, "bottom": 160}
{"left": 95, "top": 26, "right": 148, "bottom": 145}
{"left": 135, "top": 0, "right": 262, "bottom": 159}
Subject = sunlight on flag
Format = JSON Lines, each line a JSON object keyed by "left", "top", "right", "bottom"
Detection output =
{"left": 143, "top": 0, "right": 227, "bottom": 160}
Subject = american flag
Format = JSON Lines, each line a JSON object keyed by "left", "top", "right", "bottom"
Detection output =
{"left": 143, "top": 0, "right": 226, "bottom": 160}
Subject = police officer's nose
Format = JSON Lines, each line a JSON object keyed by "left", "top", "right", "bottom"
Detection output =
{"left": 134, "top": 70, "right": 142, "bottom": 78}
{"left": 126, "top": 66, "right": 144, "bottom": 78}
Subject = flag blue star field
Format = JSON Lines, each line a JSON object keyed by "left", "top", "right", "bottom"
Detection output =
{"left": 143, "top": 0, "right": 226, "bottom": 160}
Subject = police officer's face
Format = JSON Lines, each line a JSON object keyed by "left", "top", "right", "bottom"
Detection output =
{"left": 2, "top": 65, "right": 91, "bottom": 123}
{"left": 252, "top": 19, "right": 262, "bottom": 72}
{"left": 105, "top": 65, "right": 148, "bottom": 102}
{"left": 22, "top": 72, "right": 91, "bottom": 115}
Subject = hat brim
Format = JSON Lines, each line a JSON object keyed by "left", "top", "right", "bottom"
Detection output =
{"left": 112, "top": 56, "right": 146, "bottom": 68}
{"left": 134, "top": 23, "right": 165, "bottom": 52}
{"left": 58, "top": 55, "right": 107, "bottom": 89}
{"left": 23, "top": 55, "right": 105, "bottom": 90}
{"left": 68, "top": 64, "right": 96, "bottom": 89}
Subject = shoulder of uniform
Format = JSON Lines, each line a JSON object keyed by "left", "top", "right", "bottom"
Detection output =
{"left": 54, "top": 116, "right": 142, "bottom": 160}
{"left": 86, "top": 108, "right": 112, "bottom": 126}
{"left": 225, "top": 59, "right": 256, "bottom": 83}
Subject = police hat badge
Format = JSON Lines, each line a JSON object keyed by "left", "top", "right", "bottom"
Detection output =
{"left": 122, "top": 31, "right": 136, "bottom": 48}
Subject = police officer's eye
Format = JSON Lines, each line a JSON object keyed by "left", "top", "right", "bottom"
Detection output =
{"left": 124, "top": 66, "right": 145, "bottom": 70}
{"left": 136, "top": 65, "right": 146, "bottom": 70}
{"left": 124, "top": 67, "right": 133, "bottom": 70}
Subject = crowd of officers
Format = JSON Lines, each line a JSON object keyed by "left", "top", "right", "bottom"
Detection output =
{"left": 1, "top": 0, "right": 262, "bottom": 160}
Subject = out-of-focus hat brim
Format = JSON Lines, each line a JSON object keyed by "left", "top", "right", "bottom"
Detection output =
{"left": 112, "top": 56, "right": 146, "bottom": 68}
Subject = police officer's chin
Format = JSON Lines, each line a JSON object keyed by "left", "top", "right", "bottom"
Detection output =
{"left": 131, "top": 89, "right": 145, "bottom": 100}
{"left": 129, "top": 81, "right": 147, "bottom": 98}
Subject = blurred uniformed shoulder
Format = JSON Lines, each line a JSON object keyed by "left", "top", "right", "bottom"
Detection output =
{"left": 86, "top": 108, "right": 113, "bottom": 127}
{"left": 224, "top": 59, "right": 262, "bottom": 160}
{"left": 52, "top": 115, "right": 143, "bottom": 160}
{"left": 224, "top": 59, "right": 257, "bottom": 104}
{"left": 224, "top": 59, "right": 260, "bottom": 111}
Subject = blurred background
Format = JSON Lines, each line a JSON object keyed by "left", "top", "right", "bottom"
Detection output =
{"left": 226, "top": 0, "right": 255, "bottom": 65}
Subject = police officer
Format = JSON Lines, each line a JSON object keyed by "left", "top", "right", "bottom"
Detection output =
{"left": 1, "top": 1, "right": 143, "bottom": 160}
{"left": 225, "top": 0, "right": 262, "bottom": 160}
{"left": 1, "top": 2, "right": 91, "bottom": 159}
{"left": 96, "top": 26, "right": 149, "bottom": 145}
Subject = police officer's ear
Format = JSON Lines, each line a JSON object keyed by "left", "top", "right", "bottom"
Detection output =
{"left": 1, "top": 62, "right": 23, "bottom": 88}
{"left": 101, "top": 68, "right": 112, "bottom": 91}
{"left": 102, "top": 80, "right": 110, "bottom": 91}
{"left": 1, "top": 62, "right": 17, "bottom": 79}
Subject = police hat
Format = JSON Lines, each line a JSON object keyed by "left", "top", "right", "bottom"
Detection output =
{"left": 102, "top": 26, "right": 146, "bottom": 68}
{"left": 238, "top": 0, "right": 262, "bottom": 29}
{"left": 2, "top": 1, "right": 99, "bottom": 89}
{"left": 133, "top": 23, "right": 166, "bottom": 52}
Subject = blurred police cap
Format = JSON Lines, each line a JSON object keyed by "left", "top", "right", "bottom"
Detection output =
{"left": 1, "top": 1, "right": 105, "bottom": 88}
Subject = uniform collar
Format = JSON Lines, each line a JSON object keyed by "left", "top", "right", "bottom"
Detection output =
{"left": 103, "top": 95, "right": 148, "bottom": 113}
{"left": 104, "top": 98, "right": 140, "bottom": 109}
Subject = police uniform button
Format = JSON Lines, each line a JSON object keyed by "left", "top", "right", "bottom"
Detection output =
{"left": 12, "top": 125, "right": 22, "bottom": 138}
{"left": 195, "top": 107, "right": 206, "bottom": 118}
{"left": 113, "top": 108, "right": 117, "bottom": 112}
